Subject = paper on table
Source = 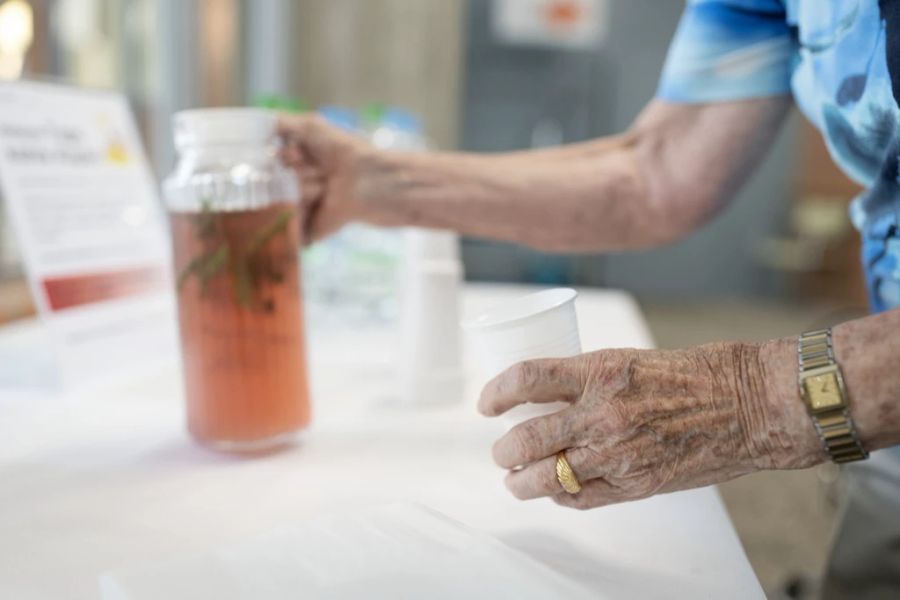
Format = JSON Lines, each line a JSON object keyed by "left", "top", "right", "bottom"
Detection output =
{"left": 99, "top": 504, "right": 600, "bottom": 600}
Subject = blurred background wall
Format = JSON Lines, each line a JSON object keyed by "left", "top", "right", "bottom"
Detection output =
{"left": 278, "top": 0, "right": 465, "bottom": 151}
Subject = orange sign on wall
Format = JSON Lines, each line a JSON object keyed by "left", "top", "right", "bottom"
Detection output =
{"left": 492, "top": 0, "right": 608, "bottom": 49}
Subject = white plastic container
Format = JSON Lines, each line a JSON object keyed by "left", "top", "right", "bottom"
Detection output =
{"left": 463, "top": 288, "right": 581, "bottom": 427}
{"left": 400, "top": 229, "right": 464, "bottom": 406}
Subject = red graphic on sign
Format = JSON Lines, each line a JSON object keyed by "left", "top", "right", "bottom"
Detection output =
{"left": 42, "top": 266, "right": 167, "bottom": 311}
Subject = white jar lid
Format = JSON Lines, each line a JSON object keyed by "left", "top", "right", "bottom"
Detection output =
{"left": 173, "top": 108, "right": 277, "bottom": 149}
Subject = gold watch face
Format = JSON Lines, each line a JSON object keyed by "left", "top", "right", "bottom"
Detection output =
{"left": 804, "top": 372, "right": 843, "bottom": 410}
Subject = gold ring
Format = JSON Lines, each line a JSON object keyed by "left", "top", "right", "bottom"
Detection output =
{"left": 556, "top": 451, "right": 582, "bottom": 495}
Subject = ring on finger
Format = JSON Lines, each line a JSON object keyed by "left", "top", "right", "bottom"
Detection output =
{"left": 556, "top": 450, "right": 582, "bottom": 495}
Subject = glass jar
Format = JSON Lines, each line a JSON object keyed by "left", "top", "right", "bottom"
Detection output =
{"left": 163, "top": 108, "right": 311, "bottom": 451}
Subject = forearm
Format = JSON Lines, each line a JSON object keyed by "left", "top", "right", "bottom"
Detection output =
{"left": 354, "top": 97, "right": 791, "bottom": 252}
{"left": 490, "top": 134, "right": 636, "bottom": 164}
{"left": 356, "top": 134, "right": 657, "bottom": 252}
{"left": 756, "top": 308, "right": 900, "bottom": 469}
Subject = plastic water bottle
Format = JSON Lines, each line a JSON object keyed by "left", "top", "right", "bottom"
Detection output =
{"left": 304, "top": 105, "right": 408, "bottom": 327}
{"left": 367, "top": 108, "right": 464, "bottom": 406}
{"left": 303, "top": 105, "right": 464, "bottom": 406}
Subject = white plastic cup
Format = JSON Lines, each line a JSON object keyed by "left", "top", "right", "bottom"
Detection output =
{"left": 462, "top": 288, "right": 582, "bottom": 428}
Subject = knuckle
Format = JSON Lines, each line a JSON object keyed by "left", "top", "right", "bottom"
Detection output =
{"left": 590, "top": 348, "right": 617, "bottom": 371}
{"left": 541, "top": 467, "right": 560, "bottom": 495}
{"left": 610, "top": 459, "right": 632, "bottom": 479}
{"left": 286, "top": 115, "right": 316, "bottom": 137}
{"left": 518, "top": 419, "right": 539, "bottom": 442}
{"left": 621, "top": 354, "right": 639, "bottom": 387}
{"left": 555, "top": 493, "right": 592, "bottom": 511}
{"left": 510, "top": 360, "right": 537, "bottom": 389}
{"left": 576, "top": 446, "right": 605, "bottom": 477}
{"left": 276, "top": 113, "right": 296, "bottom": 128}
{"left": 573, "top": 499, "right": 594, "bottom": 511}
{"left": 508, "top": 428, "right": 534, "bottom": 463}
{"left": 581, "top": 350, "right": 637, "bottom": 401}
{"left": 613, "top": 446, "right": 643, "bottom": 478}
{"left": 551, "top": 494, "right": 572, "bottom": 508}
{"left": 307, "top": 113, "right": 328, "bottom": 130}
{"left": 601, "top": 349, "right": 636, "bottom": 385}
{"left": 596, "top": 404, "right": 631, "bottom": 436}
{"left": 543, "top": 360, "right": 567, "bottom": 385}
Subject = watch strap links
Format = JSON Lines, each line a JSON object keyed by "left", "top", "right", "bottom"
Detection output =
{"left": 799, "top": 329, "right": 868, "bottom": 464}
{"left": 798, "top": 329, "right": 833, "bottom": 370}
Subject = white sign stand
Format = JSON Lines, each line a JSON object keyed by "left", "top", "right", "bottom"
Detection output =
{"left": 0, "top": 80, "right": 177, "bottom": 391}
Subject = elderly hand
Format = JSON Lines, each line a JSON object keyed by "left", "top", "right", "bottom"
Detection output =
{"left": 478, "top": 341, "right": 826, "bottom": 510}
{"left": 277, "top": 114, "right": 377, "bottom": 242}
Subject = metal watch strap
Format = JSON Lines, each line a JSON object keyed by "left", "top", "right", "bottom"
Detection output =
{"left": 799, "top": 329, "right": 868, "bottom": 463}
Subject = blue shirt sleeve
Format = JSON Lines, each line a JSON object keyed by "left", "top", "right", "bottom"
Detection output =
{"left": 658, "top": 0, "right": 796, "bottom": 103}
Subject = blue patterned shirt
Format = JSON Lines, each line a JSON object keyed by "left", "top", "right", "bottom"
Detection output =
{"left": 658, "top": 0, "right": 900, "bottom": 311}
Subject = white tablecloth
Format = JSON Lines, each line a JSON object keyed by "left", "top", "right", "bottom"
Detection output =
{"left": 0, "top": 284, "right": 764, "bottom": 599}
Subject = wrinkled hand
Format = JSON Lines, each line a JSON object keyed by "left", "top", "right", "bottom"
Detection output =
{"left": 277, "top": 115, "right": 375, "bottom": 242}
{"left": 478, "top": 342, "right": 823, "bottom": 510}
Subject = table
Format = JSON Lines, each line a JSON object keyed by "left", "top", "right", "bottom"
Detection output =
{"left": 0, "top": 284, "right": 764, "bottom": 599}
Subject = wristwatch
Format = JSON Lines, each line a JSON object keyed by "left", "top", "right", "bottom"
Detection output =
{"left": 798, "top": 328, "right": 868, "bottom": 463}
